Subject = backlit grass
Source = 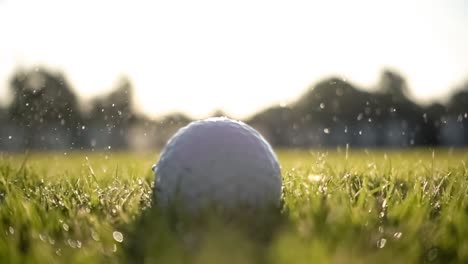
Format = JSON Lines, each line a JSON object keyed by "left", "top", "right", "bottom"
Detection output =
{"left": 0, "top": 149, "right": 467, "bottom": 263}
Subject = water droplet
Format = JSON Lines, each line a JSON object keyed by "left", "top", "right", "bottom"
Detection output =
{"left": 91, "top": 231, "right": 100, "bottom": 241}
{"left": 323, "top": 128, "right": 330, "bottom": 134}
{"left": 108, "top": 146, "right": 111, "bottom": 150}
{"left": 377, "top": 238, "right": 387, "bottom": 248}
{"left": 393, "top": 232, "right": 402, "bottom": 239}
{"left": 319, "top": 103, "right": 325, "bottom": 109}
{"left": 113, "top": 231, "right": 124, "bottom": 243}
{"left": 63, "top": 223, "right": 69, "bottom": 232}
{"left": 357, "top": 113, "right": 363, "bottom": 121}
{"left": 8, "top": 136, "right": 12, "bottom": 140}
{"left": 81, "top": 125, "right": 86, "bottom": 130}
{"left": 308, "top": 174, "right": 322, "bottom": 182}
{"left": 67, "top": 239, "right": 76, "bottom": 248}
{"left": 8, "top": 226, "right": 14, "bottom": 235}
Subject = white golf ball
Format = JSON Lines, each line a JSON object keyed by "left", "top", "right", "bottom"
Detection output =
{"left": 153, "top": 117, "right": 282, "bottom": 210}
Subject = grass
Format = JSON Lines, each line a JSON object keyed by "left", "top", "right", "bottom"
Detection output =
{"left": 0, "top": 149, "right": 468, "bottom": 263}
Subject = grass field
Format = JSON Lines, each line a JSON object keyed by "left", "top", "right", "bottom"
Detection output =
{"left": 1, "top": 149, "right": 468, "bottom": 263}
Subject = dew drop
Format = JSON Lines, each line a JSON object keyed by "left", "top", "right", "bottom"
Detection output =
{"left": 113, "top": 231, "right": 124, "bottom": 243}
{"left": 393, "top": 232, "right": 402, "bottom": 239}
{"left": 91, "top": 231, "right": 100, "bottom": 241}
{"left": 357, "top": 113, "right": 363, "bottom": 121}
{"left": 377, "top": 238, "right": 387, "bottom": 248}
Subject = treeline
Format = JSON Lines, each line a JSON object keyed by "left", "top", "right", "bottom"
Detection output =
{"left": 0, "top": 67, "right": 467, "bottom": 150}
{"left": 248, "top": 70, "right": 468, "bottom": 147}
{"left": 0, "top": 67, "right": 156, "bottom": 151}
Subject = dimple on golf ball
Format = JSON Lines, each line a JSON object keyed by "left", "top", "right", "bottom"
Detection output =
{"left": 153, "top": 117, "right": 282, "bottom": 210}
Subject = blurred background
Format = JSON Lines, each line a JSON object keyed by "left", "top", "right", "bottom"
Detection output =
{"left": 0, "top": 0, "right": 467, "bottom": 151}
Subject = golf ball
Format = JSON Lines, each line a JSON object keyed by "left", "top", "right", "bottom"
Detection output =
{"left": 153, "top": 117, "right": 282, "bottom": 210}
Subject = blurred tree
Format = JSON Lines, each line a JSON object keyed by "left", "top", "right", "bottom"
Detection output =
{"left": 294, "top": 77, "right": 371, "bottom": 125}
{"left": 447, "top": 81, "right": 468, "bottom": 115}
{"left": 446, "top": 81, "right": 468, "bottom": 145}
{"left": 247, "top": 106, "right": 293, "bottom": 146}
{"left": 158, "top": 113, "right": 191, "bottom": 126}
{"left": 89, "top": 76, "right": 134, "bottom": 126}
{"left": 249, "top": 72, "right": 439, "bottom": 147}
{"left": 0, "top": 106, "right": 5, "bottom": 148}
{"left": 378, "top": 70, "right": 409, "bottom": 103}
{"left": 8, "top": 67, "right": 81, "bottom": 149}
{"left": 210, "top": 109, "right": 229, "bottom": 118}
{"left": 86, "top": 76, "right": 135, "bottom": 149}
{"left": 0, "top": 106, "right": 5, "bottom": 120}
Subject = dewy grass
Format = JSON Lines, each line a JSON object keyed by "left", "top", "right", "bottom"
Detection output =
{"left": 0, "top": 149, "right": 467, "bottom": 263}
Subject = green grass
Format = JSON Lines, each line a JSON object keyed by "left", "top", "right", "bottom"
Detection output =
{"left": 1, "top": 149, "right": 468, "bottom": 263}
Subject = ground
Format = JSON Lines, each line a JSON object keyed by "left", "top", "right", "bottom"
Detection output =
{"left": 0, "top": 149, "right": 467, "bottom": 263}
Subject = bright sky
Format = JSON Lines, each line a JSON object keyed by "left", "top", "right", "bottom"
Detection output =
{"left": 0, "top": 0, "right": 467, "bottom": 118}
